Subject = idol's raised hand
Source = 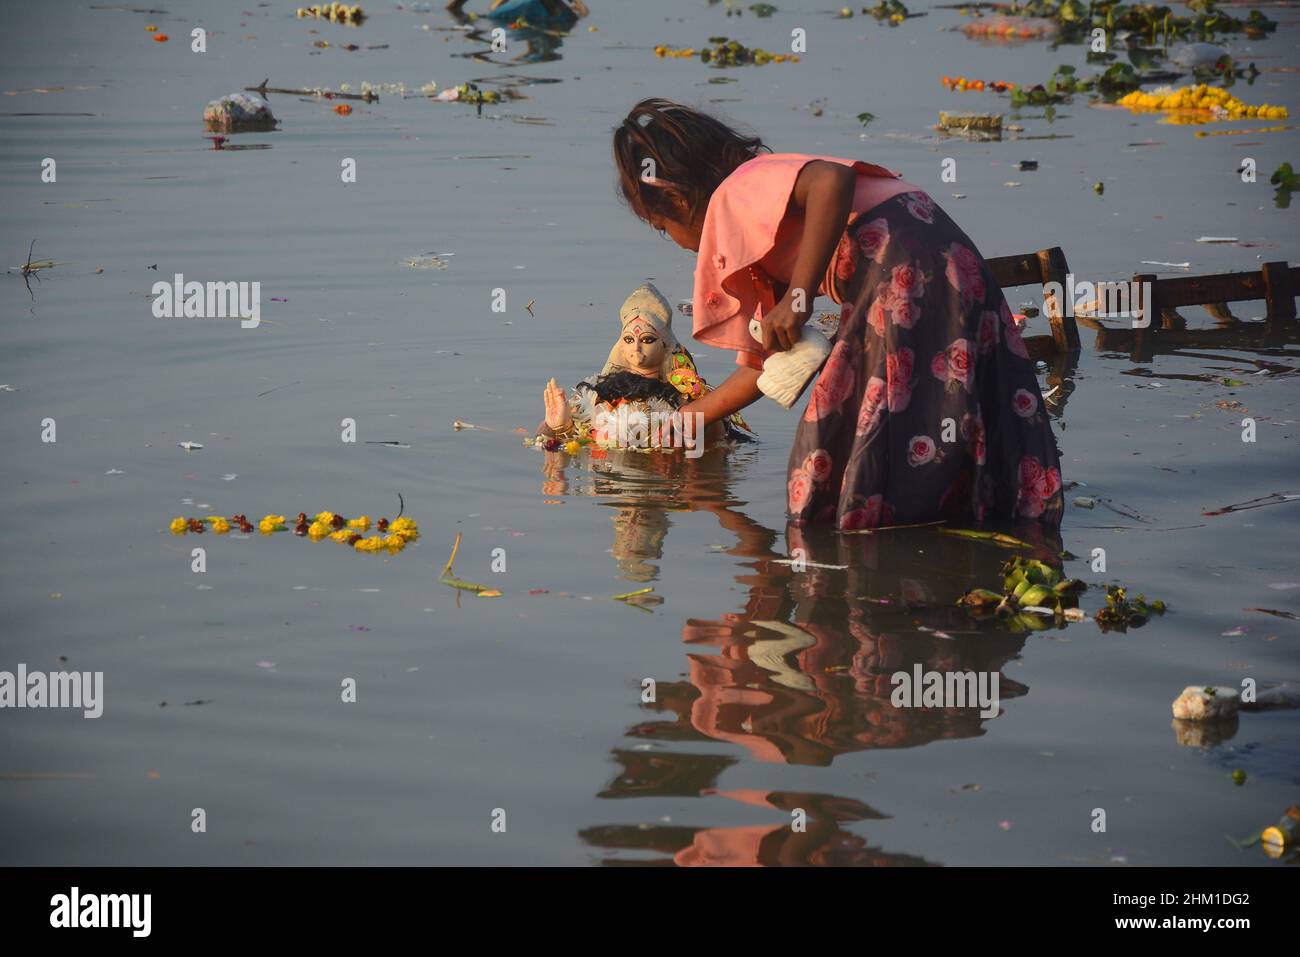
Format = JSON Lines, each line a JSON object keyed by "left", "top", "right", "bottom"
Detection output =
{"left": 543, "top": 378, "right": 572, "bottom": 432}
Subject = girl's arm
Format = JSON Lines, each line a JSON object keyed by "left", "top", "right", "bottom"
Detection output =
{"left": 676, "top": 366, "right": 763, "bottom": 427}
{"left": 761, "top": 161, "right": 857, "bottom": 352}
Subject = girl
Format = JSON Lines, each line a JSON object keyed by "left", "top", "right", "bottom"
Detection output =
{"left": 612, "top": 99, "right": 1063, "bottom": 529}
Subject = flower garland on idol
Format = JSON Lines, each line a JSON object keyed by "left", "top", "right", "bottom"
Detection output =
{"left": 168, "top": 511, "right": 419, "bottom": 554}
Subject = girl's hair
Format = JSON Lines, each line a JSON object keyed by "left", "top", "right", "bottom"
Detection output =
{"left": 613, "top": 98, "right": 768, "bottom": 227}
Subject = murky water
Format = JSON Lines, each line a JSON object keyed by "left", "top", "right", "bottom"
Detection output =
{"left": 1, "top": 0, "right": 1297, "bottom": 866}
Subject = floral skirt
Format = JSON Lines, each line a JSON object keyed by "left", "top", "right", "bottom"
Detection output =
{"left": 787, "top": 190, "right": 1064, "bottom": 529}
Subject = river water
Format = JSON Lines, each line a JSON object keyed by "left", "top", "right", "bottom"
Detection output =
{"left": 1, "top": 0, "right": 1297, "bottom": 865}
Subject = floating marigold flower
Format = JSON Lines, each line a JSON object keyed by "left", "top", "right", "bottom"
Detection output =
{"left": 384, "top": 535, "right": 407, "bottom": 553}
{"left": 308, "top": 521, "right": 332, "bottom": 540}
{"left": 354, "top": 536, "right": 386, "bottom": 552}
{"left": 154, "top": 34, "right": 169, "bottom": 42}
{"left": 388, "top": 517, "right": 419, "bottom": 541}
{"left": 259, "top": 514, "right": 286, "bottom": 535}
{"left": 211, "top": 517, "right": 231, "bottom": 534}
{"left": 348, "top": 515, "right": 370, "bottom": 531}
{"left": 330, "top": 529, "right": 355, "bottom": 543}
{"left": 334, "top": 104, "right": 352, "bottom": 116}
{"left": 315, "top": 511, "right": 336, "bottom": 525}
{"left": 169, "top": 517, "right": 187, "bottom": 535}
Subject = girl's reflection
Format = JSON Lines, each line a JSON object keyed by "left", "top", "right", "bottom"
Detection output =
{"left": 544, "top": 448, "right": 1061, "bottom": 864}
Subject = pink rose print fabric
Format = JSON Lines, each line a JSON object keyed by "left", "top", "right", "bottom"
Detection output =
{"left": 786, "top": 190, "right": 1063, "bottom": 530}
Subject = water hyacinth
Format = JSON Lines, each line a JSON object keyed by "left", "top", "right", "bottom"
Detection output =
{"left": 957, "top": 555, "right": 1088, "bottom": 632}
{"left": 655, "top": 37, "right": 798, "bottom": 66}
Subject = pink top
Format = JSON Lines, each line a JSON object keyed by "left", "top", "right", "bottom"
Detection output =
{"left": 692, "top": 152, "right": 922, "bottom": 369}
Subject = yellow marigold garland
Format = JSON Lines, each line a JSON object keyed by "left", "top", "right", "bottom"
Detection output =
{"left": 1119, "top": 84, "right": 1288, "bottom": 120}
{"left": 169, "top": 511, "right": 419, "bottom": 555}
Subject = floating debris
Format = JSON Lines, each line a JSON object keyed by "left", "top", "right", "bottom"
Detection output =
{"left": 203, "top": 92, "right": 277, "bottom": 132}
{"left": 1261, "top": 806, "right": 1300, "bottom": 858}
{"left": 942, "top": 76, "right": 1017, "bottom": 93}
{"left": 297, "top": 3, "right": 367, "bottom": 24}
{"left": 866, "top": 0, "right": 918, "bottom": 26}
{"left": 440, "top": 533, "right": 501, "bottom": 596}
{"left": 1203, "top": 491, "right": 1300, "bottom": 517}
{"left": 1170, "top": 42, "right": 1230, "bottom": 71}
{"left": 245, "top": 79, "right": 378, "bottom": 102}
{"left": 401, "top": 252, "right": 452, "bottom": 269}
{"left": 958, "top": 16, "right": 1057, "bottom": 41}
{"left": 940, "top": 528, "right": 1030, "bottom": 549}
{"left": 1244, "top": 608, "right": 1299, "bottom": 622}
{"left": 434, "top": 83, "right": 501, "bottom": 105}
{"left": 1095, "top": 586, "right": 1165, "bottom": 631}
{"left": 655, "top": 37, "right": 798, "bottom": 67}
{"left": 1271, "top": 162, "right": 1298, "bottom": 209}
{"left": 938, "top": 111, "right": 1002, "bottom": 138}
{"left": 177, "top": 441, "right": 204, "bottom": 451}
{"left": 1171, "top": 685, "right": 1239, "bottom": 722}
{"left": 1119, "top": 85, "right": 1287, "bottom": 120}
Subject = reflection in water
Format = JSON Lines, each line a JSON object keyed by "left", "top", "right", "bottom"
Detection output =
{"left": 1078, "top": 306, "right": 1300, "bottom": 365}
{"left": 447, "top": 5, "right": 585, "bottom": 65}
{"left": 581, "top": 787, "right": 931, "bottom": 867}
{"left": 547, "top": 445, "right": 1056, "bottom": 865}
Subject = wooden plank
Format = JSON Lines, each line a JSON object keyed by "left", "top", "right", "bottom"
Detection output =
{"left": 1151, "top": 266, "right": 1300, "bottom": 309}
{"left": 986, "top": 253, "right": 1041, "bottom": 289}
{"left": 1261, "top": 261, "right": 1297, "bottom": 319}
{"left": 1039, "top": 247, "right": 1079, "bottom": 352}
{"left": 1134, "top": 273, "right": 1159, "bottom": 331}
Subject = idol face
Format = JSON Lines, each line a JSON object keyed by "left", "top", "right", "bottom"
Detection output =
{"left": 619, "top": 318, "right": 666, "bottom": 376}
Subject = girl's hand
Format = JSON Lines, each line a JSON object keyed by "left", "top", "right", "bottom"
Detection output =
{"left": 758, "top": 160, "right": 856, "bottom": 352}
{"left": 761, "top": 293, "right": 813, "bottom": 353}
{"left": 543, "top": 378, "right": 571, "bottom": 431}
